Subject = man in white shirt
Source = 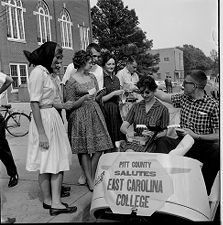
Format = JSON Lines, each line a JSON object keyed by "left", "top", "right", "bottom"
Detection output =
{"left": 0, "top": 72, "right": 19, "bottom": 187}
{"left": 116, "top": 56, "right": 140, "bottom": 119}
{"left": 116, "top": 56, "right": 139, "bottom": 91}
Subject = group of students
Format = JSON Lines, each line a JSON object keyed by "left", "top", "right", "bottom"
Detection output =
{"left": 0, "top": 40, "right": 219, "bottom": 217}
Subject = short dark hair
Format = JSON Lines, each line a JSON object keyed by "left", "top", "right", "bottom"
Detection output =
{"left": 187, "top": 70, "right": 207, "bottom": 88}
{"left": 72, "top": 50, "right": 92, "bottom": 69}
{"left": 101, "top": 51, "right": 116, "bottom": 67}
{"left": 86, "top": 43, "right": 101, "bottom": 53}
{"left": 137, "top": 75, "right": 158, "bottom": 92}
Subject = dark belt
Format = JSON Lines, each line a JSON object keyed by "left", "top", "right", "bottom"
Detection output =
{"left": 39, "top": 104, "right": 53, "bottom": 109}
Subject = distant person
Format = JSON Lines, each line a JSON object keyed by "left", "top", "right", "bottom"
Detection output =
{"left": 0, "top": 72, "right": 19, "bottom": 188}
{"left": 65, "top": 50, "right": 113, "bottom": 191}
{"left": 155, "top": 70, "right": 219, "bottom": 195}
{"left": 165, "top": 76, "right": 172, "bottom": 93}
{"left": 24, "top": 41, "right": 77, "bottom": 216}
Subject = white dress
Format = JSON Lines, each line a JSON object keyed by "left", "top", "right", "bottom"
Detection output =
{"left": 26, "top": 65, "right": 72, "bottom": 174}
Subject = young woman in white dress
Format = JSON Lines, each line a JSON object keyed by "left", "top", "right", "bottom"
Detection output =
{"left": 23, "top": 42, "right": 77, "bottom": 216}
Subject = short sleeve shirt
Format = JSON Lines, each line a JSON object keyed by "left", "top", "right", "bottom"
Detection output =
{"left": 116, "top": 67, "right": 139, "bottom": 89}
{"left": 171, "top": 93, "right": 219, "bottom": 134}
{"left": 28, "top": 65, "right": 56, "bottom": 107}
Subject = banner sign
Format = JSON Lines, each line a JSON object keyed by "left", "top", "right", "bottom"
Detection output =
{"left": 103, "top": 154, "right": 174, "bottom": 216}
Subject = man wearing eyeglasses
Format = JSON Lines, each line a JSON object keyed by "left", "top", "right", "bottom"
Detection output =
{"left": 154, "top": 70, "right": 219, "bottom": 195}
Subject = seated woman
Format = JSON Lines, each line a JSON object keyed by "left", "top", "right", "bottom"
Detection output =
{"left": 120, "top": 75, "right": 169, "bottom": 152}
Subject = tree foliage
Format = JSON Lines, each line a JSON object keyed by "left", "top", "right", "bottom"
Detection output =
{"left": 177, "top": 45, "right": 214, "bottom": 73}
{"left": 91, "top": 0, "right": 159, "bottom": 75}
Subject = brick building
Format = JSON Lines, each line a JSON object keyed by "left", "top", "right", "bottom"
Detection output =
{"left": 148, "top": 47, "right": 184, "bottom": 81}
{"left": 0, "top": 0, "right": 92, "bottom": 102}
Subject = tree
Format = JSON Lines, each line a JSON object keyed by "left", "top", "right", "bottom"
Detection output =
{"left": 91, "top": 0, "right": 159, "bottom": 75}
{"left": 177, "top": 45, "right": 213, "bottom": 74}
{"left": 210, "top": 49, "right": 219, "bottom": 76}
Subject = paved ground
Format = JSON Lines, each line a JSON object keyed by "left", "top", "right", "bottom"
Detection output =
{"left": 0, "top": 101, "right": 180, "bottom": 223}
{"left": 0, "top": 103, "right": 95, "bottom": 223}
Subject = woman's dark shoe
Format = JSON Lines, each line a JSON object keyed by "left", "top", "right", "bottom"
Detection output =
{"left": 61, "top": 186, "right": 71, "bottom": 192}
{"left": 43, "top": 202, "right": 68, "bottom": 209}
{"left": 49, "top": 206, "right": 77, "bottom": 216}
{"left": 8, "top": 174, "right": 19, "bottom": 188}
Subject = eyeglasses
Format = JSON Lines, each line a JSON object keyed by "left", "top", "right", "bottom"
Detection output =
{"left": 183, "top": 80, "right": 196, "bottom": 87}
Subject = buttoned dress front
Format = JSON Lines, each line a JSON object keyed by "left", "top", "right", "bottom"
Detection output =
{"left": 26, "top": 65, "right": 72, "bottom": 174}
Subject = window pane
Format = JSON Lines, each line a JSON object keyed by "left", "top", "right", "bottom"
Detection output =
{"left": 11, "top": 6, "right": 18, "bottom": 38}
{"left": 40, "top": 14, "right": 45, "bottom": 42}
{"left": 46, "top": 17, "right": 51, "bottom": 41}
{"left": 10, "top": 65, "right": 19, "bottom": 89}
{"left": 20, "top": 65, "right": 26, "bottom": 76}
{"left": 65, "top": 23, "right": 68, "bottom": 47}
{"left": 12, "top": 77, "right": 19, "bottom": 88}
{"left": 17, "top": 8, "right": 24, "bottom": 39}
{"left": 37, "top": 15, "right": 41, "bottom": 42}
{"left": 20, "top": 77, "right": 26, "bottom": 84}
{"left": 10, "top": 65, "right": 17, "bottom": 76}
{"left": 5, "top": 5, "right": 12, "bottom": 38}
{"left": 68, "top": 25, "right": 72, "bottom": 47}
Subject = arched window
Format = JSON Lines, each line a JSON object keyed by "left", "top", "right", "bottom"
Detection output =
{"left": 33, "top": 0, "right": 52, "bottom": 44}
{"left": 1, "top": 0, "right": 26, "bottom": 41}
{"left": 58, "top": 8, "right": 73, "bottom": 49}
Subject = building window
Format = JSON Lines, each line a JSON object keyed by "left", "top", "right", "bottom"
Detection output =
{"left": 78, "top": 23, "right": 89, "bottom": 50}
{"left": 33, "top": 0, "right": 52, "bottom": 44}
{"left": 164, "top": 57, "right": 169, "bottom": 62}
{"left": 58, "top": 8, "right": 73, "bottom": 49}
{"left": 1, "top": 0, "right": 26, "bottom": 42}
{"left": 9, "top": 64, "right": 28, "bottom": 90}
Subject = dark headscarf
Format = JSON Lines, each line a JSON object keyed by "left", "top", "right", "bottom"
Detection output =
{"left": 23, "top": 41, "right": 58, "bottom": 74}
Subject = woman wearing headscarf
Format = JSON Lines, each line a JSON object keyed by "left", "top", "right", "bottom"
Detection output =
{"left": 23, "top": 42, "right": 77, "bottom": 216}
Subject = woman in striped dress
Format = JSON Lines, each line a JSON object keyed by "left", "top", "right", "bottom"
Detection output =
{"left": 120, "top": 75, "right": 169, "bottom": 152}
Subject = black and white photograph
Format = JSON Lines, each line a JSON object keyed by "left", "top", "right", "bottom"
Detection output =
{"left": 0, "top": 0, "right": 220, "bottom": 223}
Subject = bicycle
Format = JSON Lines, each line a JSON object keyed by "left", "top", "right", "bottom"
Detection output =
{"left": 0, "top": 104, "right": 31, "bottom": 137}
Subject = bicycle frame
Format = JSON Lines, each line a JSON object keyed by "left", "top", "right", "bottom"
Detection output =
{"left": 0, "top": 107, "right": 12, "bottom": 120}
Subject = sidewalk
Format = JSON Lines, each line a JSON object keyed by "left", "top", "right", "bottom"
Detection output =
{"left": 0, "top": 103, "right": 95, "bottom": 223}
{"left": 0, "top": 102, "right": 180, "bottom": 223}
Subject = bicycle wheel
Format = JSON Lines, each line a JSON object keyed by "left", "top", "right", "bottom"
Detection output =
{"left": 5, "top": 112, "right": 31, "bottom": 137}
